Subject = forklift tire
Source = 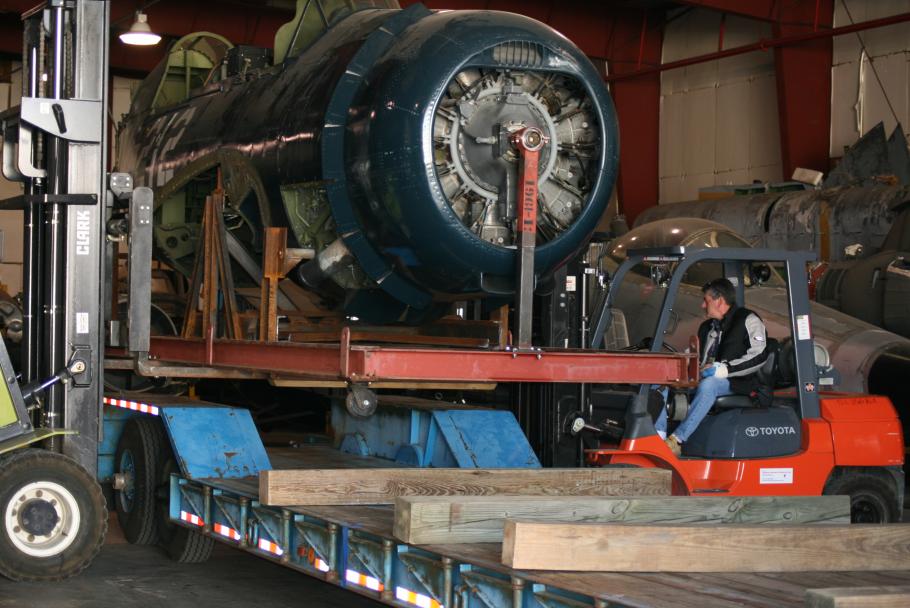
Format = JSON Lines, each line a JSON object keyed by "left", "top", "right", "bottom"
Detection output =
{"left": 0, "top": 449, "right": 107, "bottom": 581}
{"left": 156, "top": 447, "right": 214, "bottom": 563}
{"left": 115, "top": 417, "right": 166, "bottom": 545}
{"left": 823, "top": 469, "right": 900, "bottom": 523}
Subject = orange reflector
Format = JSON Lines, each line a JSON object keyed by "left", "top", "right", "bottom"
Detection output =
{"left": 346, "top": 569, "right": 383, "bottom": 592}
{"left": 103, "top": 396, "right": 160, "bottom": 416}
{"left": 179, "top": 510, "right": 203, "bottom": 527}
{"left": 395, "top": 586, "right": 443, "bottom": 608}
{"left": 213, "top": 522, "right": 241, "bottom": 541}
{"left": 257, "top": 538, "right": 283, "bottom": 556}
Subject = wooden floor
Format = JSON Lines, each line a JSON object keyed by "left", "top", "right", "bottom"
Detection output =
{"left": 203, "top": 445, "right": 910, "bottom": 608}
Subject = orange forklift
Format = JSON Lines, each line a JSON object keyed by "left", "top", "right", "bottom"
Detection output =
{"left": 577, "top": 247, "right": 904, "bottom": 522}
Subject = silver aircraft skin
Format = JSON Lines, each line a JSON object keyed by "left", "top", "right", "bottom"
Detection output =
{"left": 600, "top": 219, "right": 910, "bottom": 407}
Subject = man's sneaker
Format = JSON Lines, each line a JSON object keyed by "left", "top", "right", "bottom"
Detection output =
{"left": 665, "top": 435, "right": 682, "bottom": 456}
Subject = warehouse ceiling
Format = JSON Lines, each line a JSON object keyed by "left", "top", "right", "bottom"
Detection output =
{"left": 0, "top": 0, "right": 699, "bottom": 77}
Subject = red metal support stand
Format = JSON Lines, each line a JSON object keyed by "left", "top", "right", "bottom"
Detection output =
{"left": 147, "top": 335, "right": 698, "bottom": 386}
{"left": 511, "top": 127, "right": 548, "bottom": 350}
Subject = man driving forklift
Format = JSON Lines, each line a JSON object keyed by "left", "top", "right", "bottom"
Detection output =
{"left": 657, "top": 278, "right": 770, "bottom": 455}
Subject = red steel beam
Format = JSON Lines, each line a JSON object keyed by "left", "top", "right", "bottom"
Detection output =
{"left": 674, "top": 1, "right": 778, "bottom": 23}
{"left": 604, "top": 11, "right": 910, "bottom": 83}
{"left": 774, "top": 0, "right": 834, "bottom": 177}
{"left": 148, "top": 336, "right": 698, "bottom": 385}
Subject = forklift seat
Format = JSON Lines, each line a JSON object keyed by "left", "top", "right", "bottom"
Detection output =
{"left": 712, "top": 338, "right": 779, "bottom": 409}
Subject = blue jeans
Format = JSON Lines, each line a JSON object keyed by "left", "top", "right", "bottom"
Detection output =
{"left": 656, "top": 376, "right": 731, "bottom": 442}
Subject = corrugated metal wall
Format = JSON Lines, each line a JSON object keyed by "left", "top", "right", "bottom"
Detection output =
{"left": 659, "top": 9, "right": 783, "bottom": 204}
{"left": 0, "top": 68, "right": 24, "bottom": 294}
{"left": 831, "top": 0, "right": 910, "bottom": 158}
{"left": 0, "top": 69, "right": 138, "bottom": 295}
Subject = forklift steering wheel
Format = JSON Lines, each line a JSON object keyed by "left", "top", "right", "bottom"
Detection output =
{"left": 623, "top": 337, "right": 678, "bottom": 353}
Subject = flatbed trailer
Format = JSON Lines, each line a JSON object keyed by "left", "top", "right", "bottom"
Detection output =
{"left": 101, "top": 395, "right": 910, "bottom": 608}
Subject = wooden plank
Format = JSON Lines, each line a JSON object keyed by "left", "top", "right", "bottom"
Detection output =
{"left": 806, "top": 586, "right": 910, "bottom": 608}
{"left": 259, "top": 467, "right": 671, "bottom": 506}
{"left": 501, "top": 521, "right": 910, "bottom": 572}
{"left": 393, "top": 495, "right": 851, "bottom": 544}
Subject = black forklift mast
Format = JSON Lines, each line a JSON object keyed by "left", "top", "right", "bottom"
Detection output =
{"left": 588, "top": 247, "right": 823, "bottom": 438}
{"left": 0, "top": 0, "right": 110, "bottom": 471}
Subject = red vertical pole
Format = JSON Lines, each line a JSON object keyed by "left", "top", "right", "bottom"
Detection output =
{"left": 606, "top": 9, "right": 663, "bottom": 225}
{"left": 774, "top": 0, "right": 834, "bottom": 177}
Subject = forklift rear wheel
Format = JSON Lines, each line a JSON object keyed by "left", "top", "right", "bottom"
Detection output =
{"left": 824, "top": 470, "right": 900, "bottom": 523}
{"left": 0, "top": 449, "right": 107, "bottom": 581}
{"left": 115, "top": 417, "right": 166, "bottom": 545}
{"left": 156, "top": 448, "right": 214, "bottom": 563}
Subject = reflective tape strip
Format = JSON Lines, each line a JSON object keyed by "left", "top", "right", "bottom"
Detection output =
{"left": 395, "top": 586, "right": 442, "bottom": 608}
{"left": 103, "top": 396, "right": 160, "bottom": 416}
{"left": 257, "top": 538, "right": 284, "bottom": 556}
{"left": 213, "top": 523, "right": 241, "bottom": 541}
{"left": 345, "top": 569, "right": 383, "bottom": 592}
{"left": 300, "top": 546, "right": 331, "bottom": 573}
{"left": 179, "top": 511, "right": 203, "bottom": 527}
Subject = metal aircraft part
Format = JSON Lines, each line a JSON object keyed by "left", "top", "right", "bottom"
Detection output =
{"left": 634, "top": 185, "right": 909, "bottom": 263}
{"left": 116, "top": 1, "right": 619, "bottom": 323}
{"left": 597, "top": 219, "right": 910, "bottom": 444}
{"left": 816, "top": 202, "right": 910, "bottom": 339}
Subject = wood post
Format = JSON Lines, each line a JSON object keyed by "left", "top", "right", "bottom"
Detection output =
{"left": 394, "top": 495, "right": 851, "bottom": 544}
{"left": 260, "top": 467, "right": 671, "bottom": 506}
{"left": 501, "top": 521, "right": 910, "bottom": 572}
{"left": 259, "top": 227, "right": 286, "bottom": 342}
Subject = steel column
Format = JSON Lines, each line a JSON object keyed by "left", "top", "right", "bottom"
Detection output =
{"left": 605, "top": 9, "right": 662, "bottom": 225}
{"left": 773, "top": 0, "right": 835, "bottom": 177}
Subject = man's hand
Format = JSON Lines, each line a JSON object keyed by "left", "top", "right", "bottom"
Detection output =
{"left": 701, "top": 362, "right": 728, "bottom": 379}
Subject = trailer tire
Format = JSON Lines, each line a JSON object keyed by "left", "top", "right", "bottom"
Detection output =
{"left": 115, "top": 417, "right": 165, "bottom": 545}
{"left": 156, "top": 448, "right": 214, "bottom": 563}
{"left": 823, "top": 469, "right": 900, "bottom": 523}
{"left": 0, "top": 449, "right": 107, "bottom": 581}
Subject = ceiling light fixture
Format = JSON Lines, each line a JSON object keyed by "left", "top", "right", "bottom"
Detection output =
{"left": 119, "top": 11, "right": 161, "bottom": 46}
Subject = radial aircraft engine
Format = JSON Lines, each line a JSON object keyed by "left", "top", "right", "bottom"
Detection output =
{"left": 116, "top": 0, "right": 618, "bottom": 323}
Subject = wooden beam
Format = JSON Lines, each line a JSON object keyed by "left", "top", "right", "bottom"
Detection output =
{"left": 501, "top": 522, "right": 910, "bottom": 572}
{"left": 394, "top": 495, "right": 851, "bottom": 544}
{"left": 260, "top": 467, "right": 671, "bottom": 506}
{"left": 806, "top": 586, "right": 910, "bottom": 608}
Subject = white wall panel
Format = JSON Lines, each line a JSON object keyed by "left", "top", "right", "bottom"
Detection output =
{"left": 830, "top": 61, "right": 862, "bottom": 155}
{"left": 748, "top": 73, "right": 783, "bottom": 169}
{"left": 714, "top": 168, "right": 751, "bottom": 186}
{"left": 659, "top": 175, "right": 685, "bottom": 203}
{"left": 659, "top": 93, "right": 686, "bottom": 178}
{"left": 859, "top": 51, "right": 909, "bottom": 136}
{"left": 715, "top": 80, "right": 751, "bottom": 172}
{"left": 659, "top": 9, "right": 781, "bottom": 203}
{"left": 682, "top": 86, "right": 717, "bottom": 175}
{"left": 831, "top": 0, "right": 910, "bottom": 158}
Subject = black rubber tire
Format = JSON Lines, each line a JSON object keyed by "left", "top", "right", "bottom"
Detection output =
{"left": 114, "top": 417, "right": 166, "bottom": 545}
{"left": 0, "top": 449, "right": 107, "bottom": 581}
{"left": 156, "top": 446, "right": 214, "bottom": 563}
{"left": 823, "top": 469, "right": 900, "bottom": 523}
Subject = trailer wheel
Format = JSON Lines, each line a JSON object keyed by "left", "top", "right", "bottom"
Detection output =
{"left": 156, "top": 449, "right": 214, "bottom": 563}
{"left": 114, "top": 417, "right": 165, "bottom": 545}
{"left": 0, "top": 449, "right": 107, "bottom": 581}
{"left": 823, "top": 470, "right": 900, "bottom": 523}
